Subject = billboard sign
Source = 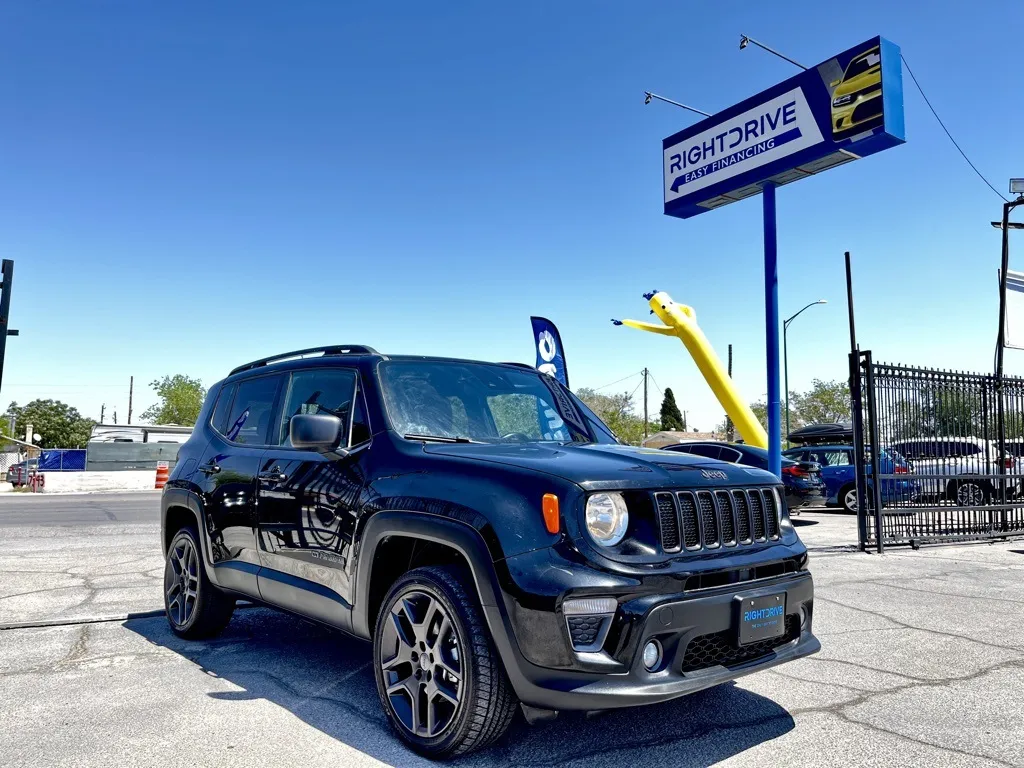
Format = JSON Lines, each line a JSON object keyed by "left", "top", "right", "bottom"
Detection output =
{"left": 663, "top": 36, "right": 905, "bottom": 219}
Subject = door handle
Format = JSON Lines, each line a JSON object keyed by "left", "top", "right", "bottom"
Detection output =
{"left": 200, "top": 462, "right": 221, "bottom": 475}
{"left": 259, "top": 470, "right": 288, "bottom": 483}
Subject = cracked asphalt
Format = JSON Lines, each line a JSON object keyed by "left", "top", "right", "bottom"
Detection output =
{"left": 1, "top": 495, "right": 1023, "bottom": 766}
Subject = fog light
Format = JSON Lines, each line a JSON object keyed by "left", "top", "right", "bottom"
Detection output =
{"left": 800, "top": 606, "right": 809, "bottom": 629}
{"left": 642, "top": 640, "right": 663, "bottom": 671}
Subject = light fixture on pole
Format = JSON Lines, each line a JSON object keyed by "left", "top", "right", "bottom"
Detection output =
{"left": 783, "top": 299, "right": 828, "bottom": 445}
{"left": 738, "top": 34, "right": 808, "bottom": 71}
{"left": 642, "top": 91, "right": 711, "bottom": 118}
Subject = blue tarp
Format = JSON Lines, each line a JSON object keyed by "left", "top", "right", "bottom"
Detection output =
{"left": 38, "top": 449, "right": 87, "bottom": 471}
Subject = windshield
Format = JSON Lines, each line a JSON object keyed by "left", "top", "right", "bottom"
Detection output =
{"left": 842, "top": 48, "right": 880, "bottom": 82}
{"left": 379, "top": 360, "right": 599, "bottom": 443}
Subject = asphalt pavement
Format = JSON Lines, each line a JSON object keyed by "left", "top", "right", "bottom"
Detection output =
{"left": 2, "top": 497, "right": 1023, "bottom": 767}
{"left": 0, "top": 491, "right": 161, "bottom": 527}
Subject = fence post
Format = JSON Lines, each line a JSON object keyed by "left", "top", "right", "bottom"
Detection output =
{"left": 864, "top": 351, "right": 885, "bottom": 554}
{"left": 850, "top": 350, "right": 869, "bottom": 551}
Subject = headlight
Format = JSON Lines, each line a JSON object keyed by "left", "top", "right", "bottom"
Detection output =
{"left": 832, "top": 94, "right": 853, "bottom": 107}
{"left": 585, "top": 492, "right": 629, "bottom": 547}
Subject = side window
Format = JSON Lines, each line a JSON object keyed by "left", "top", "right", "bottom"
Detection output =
{"left": 823, "top": 450, "right": 851, "bottom": 467}
{"left": 718, "top": 447, "right": 742, "bottom": 463}
{"left": 805, "top": 450, "right": 824, "bottom": 465}
{"left": 211, "top": 383, "right": 237, "bottom": 435}
{"left": 276, "top": 368, "right": 357, "bottom": 446}
{"left": 350, "top": 386, "right": 371, "bottom": 446}
{"left": 688, "top": 445, "right": 722, "bottom": 460}
{"left": 666, "top": 444, "right": 693, "bottom": 453}
{"left": 225, "top": 375, "right": 281, "bottom": 445}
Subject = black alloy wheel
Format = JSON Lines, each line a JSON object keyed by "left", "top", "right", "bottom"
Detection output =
{"left": 373, "top": 565, "right": 517, "bottom": 758}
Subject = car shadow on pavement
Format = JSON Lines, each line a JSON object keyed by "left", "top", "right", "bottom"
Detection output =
{"left": 127, "top": 606, "right": 795, "bottom": 767}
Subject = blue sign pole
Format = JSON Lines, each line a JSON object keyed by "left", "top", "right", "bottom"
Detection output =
{"left": 763, "top": 181, "right": 781, "bottom": 479}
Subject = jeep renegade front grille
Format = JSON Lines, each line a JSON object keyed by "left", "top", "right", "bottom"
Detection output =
{"left": 652, "top": 488, "right": 782, "bottom": 553}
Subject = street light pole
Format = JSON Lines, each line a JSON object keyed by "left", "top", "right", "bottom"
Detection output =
{"left": 783, "top": 299, "right": 827, "bottom": 447}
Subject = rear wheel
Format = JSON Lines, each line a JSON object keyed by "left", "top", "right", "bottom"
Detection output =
{"left": 164, "top": 526, "right": 235, "bottom": 639}
{"left": 952, "top": 480, "right": 989, "bottom": 507}
{"left": 373, "top": 565, "right": 517, "bottom": 759}
{"left": 840, "top": 484, "right": 858, "bottom": 514}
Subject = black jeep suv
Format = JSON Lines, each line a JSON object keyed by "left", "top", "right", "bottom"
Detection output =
{"left": 161, "top": 345, "right": 819, "bottom": 758}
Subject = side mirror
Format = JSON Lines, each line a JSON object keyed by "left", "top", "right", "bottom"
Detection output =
{"left": 830, "top": 78, "right": 842, "bottom": 88}
{"left": 290, "top": 414, "right": 344, "bottom": 454}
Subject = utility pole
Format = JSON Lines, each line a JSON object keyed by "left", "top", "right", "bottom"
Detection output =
{"left": 642, "top": 367, "right": 649, "bottom": 440}
{"left": 100, "top": 404, "right": 106, "bottom": 425}
{"left": 0, "top": 259, "right": 20, "bottom": 396}
{"left": 113, "top": 410, "right": 117, "bottom": 425}
{"left": 725, "top": 344, "right": 735, "bottom": 441}
{"left": 128, "top": 376, "right": 133, "bottom": 425}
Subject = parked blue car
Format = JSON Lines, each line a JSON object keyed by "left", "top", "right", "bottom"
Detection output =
{"left": 782, "top": 444, "right": 918, "bottom": 513}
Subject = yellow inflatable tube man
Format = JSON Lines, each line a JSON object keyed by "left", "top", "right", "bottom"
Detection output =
{"left": 613, "top": 290, "right": 768, "bottom": 449}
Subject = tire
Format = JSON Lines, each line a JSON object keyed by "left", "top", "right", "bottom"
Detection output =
{"left": 164, "top": 526, "right": 235, "bottom": 639}
{"left": 839, "top": 484, "right": 858, "bottom": 514}
{"left": 373, "top": 565, "right": 518, "bottom": 759}
{"left": 951, "top": 480, "right": 989, "bottom": 507}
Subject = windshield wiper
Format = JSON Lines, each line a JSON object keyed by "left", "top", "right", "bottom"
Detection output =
{"left": 404, "top": 433, "right": 483, "bottom": 444}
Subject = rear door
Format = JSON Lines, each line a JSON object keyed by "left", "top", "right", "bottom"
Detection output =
{"left": 805, "top": 448, "right": 852, "bottom": 502}
{"left": 255, "top": 366, "right": 371, "bottom": 629}
{"left": 195, "top": 373, "right": 282, "bottom": 596}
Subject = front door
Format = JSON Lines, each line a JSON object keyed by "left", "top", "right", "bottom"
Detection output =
{"left": 256, "top": 367, "right": 371, "bottom": 630}
{"left": 196, "top": 373, "right": 283, "bottom": 595}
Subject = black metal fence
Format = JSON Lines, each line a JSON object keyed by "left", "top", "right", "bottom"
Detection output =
{"left": 851, "top": 351, "right": 1024, "bottom": 550}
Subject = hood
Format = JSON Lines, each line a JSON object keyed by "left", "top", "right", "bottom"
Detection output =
{"left": 422, "top": 442, "right": 777, "bottom": 490}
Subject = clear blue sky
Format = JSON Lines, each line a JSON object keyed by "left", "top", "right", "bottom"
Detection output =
{"left": 1, "top": 1, "right": 1021, "bottom": 430}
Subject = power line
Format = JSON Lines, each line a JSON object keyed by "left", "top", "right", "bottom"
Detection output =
{"left": 901, "top": 53, "right": 1009, "bottom": 203}
{"left": 648, "top": 372, "right": 664, "bottom": 399}
{"left": 627, "top": 377, "right": 645, "bottom": 401}
{"left": 592, "top": 371, "right": 643, "bottom": 392}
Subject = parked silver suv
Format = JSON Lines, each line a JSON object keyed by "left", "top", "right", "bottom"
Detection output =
{"left": 888, "top": 437, "right": 1020, "bottom": 505}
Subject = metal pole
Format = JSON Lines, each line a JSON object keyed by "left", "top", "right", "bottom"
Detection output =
{"left": 763, "top": 182, "right": 781, "bottom": 479}
{"left": 643, "top": 368, "right": 649, "bottom": 440}
{"left": 864, "top": 351, "right": 885, "bottom": 554}
{"left": 128, "top": 376, "right": 133, "bottom": 425}
{"left": 0, "top": 260, "right": 14, "bottom": 395}
{"left": 784, "top": 323, "right": 790, "bottom": 448}
{"left": 846, "top": 252, "right": 869, "bottom": 550}
{"left": 997, "top": 201, "right": 1011, "bottom": 378}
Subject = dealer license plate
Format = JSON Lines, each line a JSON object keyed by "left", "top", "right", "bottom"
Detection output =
{"left": 737, "top": 593, "right": 786, "bottom": 646}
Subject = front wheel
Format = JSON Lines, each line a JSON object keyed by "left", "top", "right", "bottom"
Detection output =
{"left": 373, "top": 565, "right": 517, "bottom": 759}
{"left": 164, "top": 526, "right": 235, "bottom": 639}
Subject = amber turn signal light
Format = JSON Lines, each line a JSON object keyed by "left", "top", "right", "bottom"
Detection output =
{"left": 542, "top": 494, "right": 560, "bottom": 534}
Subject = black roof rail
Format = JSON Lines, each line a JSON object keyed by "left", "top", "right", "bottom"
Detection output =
{"left": 229, "top": 345, "right": 379, "bottom": 376}
{"left": 500, "top": 362, "right": 538, "bottom": 371}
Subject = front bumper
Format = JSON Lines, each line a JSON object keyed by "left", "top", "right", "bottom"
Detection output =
{"left": 489, "top": 562, "right": 818, "bottom": 711}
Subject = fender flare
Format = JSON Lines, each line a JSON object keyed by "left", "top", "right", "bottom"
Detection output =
{"left": 351, "top": 510, "right": 506, "bottom": 639}
{"left": 161, "top": 487, "right": 224, "bottom": 588}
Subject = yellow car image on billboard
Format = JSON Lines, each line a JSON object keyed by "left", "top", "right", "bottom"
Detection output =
{"left": 831, "top": 45, "right": 883, "bottom": 138}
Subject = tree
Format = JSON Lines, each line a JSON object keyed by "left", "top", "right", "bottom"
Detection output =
{"left": 141, "top": 375, "right": 206, "bottom": 425}
{"left": 790, "top": 379, "right": 851, "bottom": 425}
{"left": 575, "top": 387, "right": 659, "bottom": 446}
{"left": 4, "top": 400, "right": 94, "bottom": 448}
{"left": 659, "top": 388, "right": 685, "bottom": 431}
